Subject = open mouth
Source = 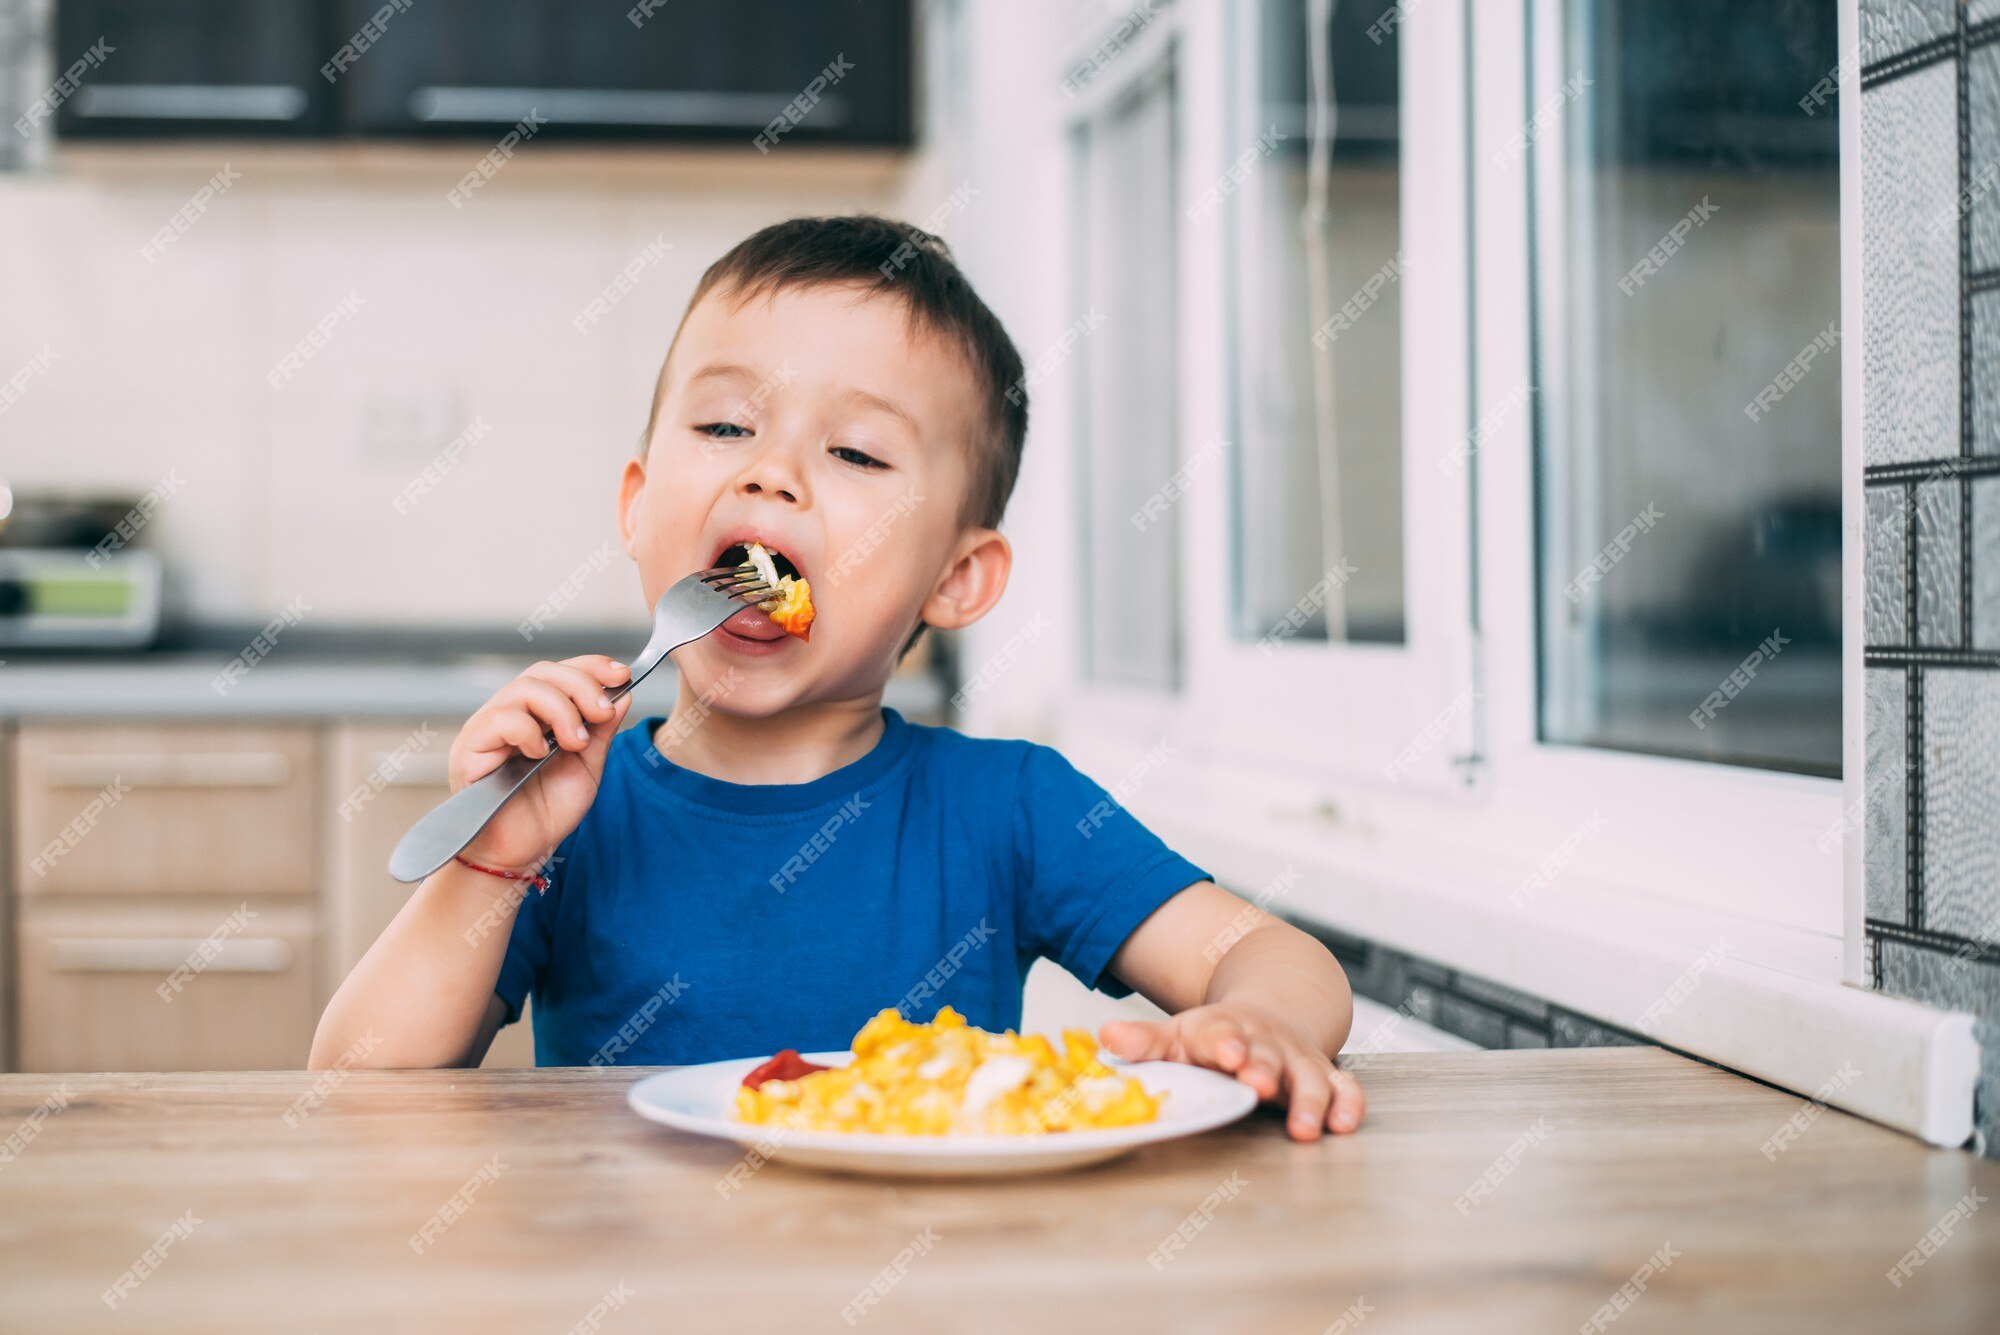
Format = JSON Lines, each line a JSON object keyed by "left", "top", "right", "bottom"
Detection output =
{"left": 716, "top": 541, "right": 803, "bottom": 585}
{"left": 714, "top": 540, "right": 814, "bottom": 641}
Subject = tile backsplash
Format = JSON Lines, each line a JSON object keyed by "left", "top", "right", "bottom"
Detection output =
{"left": 0, "top": 143, "right": 919, "bottom": 628}
{"left": 1860, "top": 0, "right": 2000, "bottom": 1158}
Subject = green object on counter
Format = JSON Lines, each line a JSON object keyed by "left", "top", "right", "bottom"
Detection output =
{"left": 32, "top": 576, "right": 132, "bottom": 616}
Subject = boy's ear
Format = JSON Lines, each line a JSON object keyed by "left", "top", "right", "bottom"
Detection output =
{"left": 617, "top": 457, "right": 648, "bottom": 557}
{"left": 921, "top": 527, "right": 1011, "bottom": 632}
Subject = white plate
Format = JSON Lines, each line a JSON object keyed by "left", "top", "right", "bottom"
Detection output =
{"left": 626, "top": 1051, "right": 1259, "bottom": 1178}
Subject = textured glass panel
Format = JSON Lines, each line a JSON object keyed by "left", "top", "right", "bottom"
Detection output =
{"left": 1860, "top": 0, "right": 1957, "bottom": 66}
{"left": 1973, "top": 44, "right": 2000, "bottom": 275}
{"left": 1914, "top": 477, "right": 1964, "bottom": 645}
{"left": 1865, "top": 668, "right": 1908, "bottom": 924}
{"left": 1862, "top": 64, "right": 1962, "bottom": 466}
{"left": 1975, "top": 289, "right": 1999, "bottom": 456}
{"left": 1975, "top": 1, "right": 2000, "bottom": 28}
{"left": 1232, "top": 0, "right": 1405, "bottom": 644}
{"left": 1535, "top": 0, "right": 1842, "bottom": 776}
{"left": 1922, "top": 670, "right": 2000, "bottom": 940}
{"left": 1874, "top": 939, "right": 2000, "bottom": 1157}
{"left": 1865, "top": 485, "right": 1909, "bottom": 646}
{"left": 1975, "top": 477, "right": 2000, "bottom": 649}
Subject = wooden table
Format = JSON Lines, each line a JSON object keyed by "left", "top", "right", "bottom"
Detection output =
{"left": 2, "top": 1049, "right": 1995, "bottom": 1334}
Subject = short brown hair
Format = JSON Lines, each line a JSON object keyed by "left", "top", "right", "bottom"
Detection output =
{"left": 644, "top": 214, "right": 1028, "bottom": 530}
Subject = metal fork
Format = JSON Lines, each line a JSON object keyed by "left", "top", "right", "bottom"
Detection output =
{"left": 387, "top": 564, "right": 772, "bottom": 883}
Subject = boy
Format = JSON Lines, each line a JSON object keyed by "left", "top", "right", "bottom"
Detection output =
{"left": 312, "top": 216, "right": 1364, "bottom": 1140}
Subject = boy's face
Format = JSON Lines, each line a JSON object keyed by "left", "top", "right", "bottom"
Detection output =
{"left": 620, "top": 281, "right": 1010, "bottom": 717}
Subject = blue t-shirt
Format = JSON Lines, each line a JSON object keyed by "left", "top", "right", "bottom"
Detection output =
{"left": 494, "top": 708, "right": 1208, "bottom": 1066}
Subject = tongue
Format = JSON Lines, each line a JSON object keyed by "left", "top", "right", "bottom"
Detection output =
{"left": 723, "top": 606, "right": 788, "bottom": 641}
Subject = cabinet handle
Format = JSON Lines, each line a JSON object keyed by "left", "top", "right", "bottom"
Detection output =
{"left": 48, "top": 937, "right": 295, "bottom": 974}
{"left": 365, "top": 753, "right": 452, "bottom": 787}
{"left": 72, "top": 84, "right": 309, "bottom": 121}
{"left": 409, "top": 86, "right": 849, "bottom": 129}
{"left": 45, "top": 752, "right": 294, "bottom": 789}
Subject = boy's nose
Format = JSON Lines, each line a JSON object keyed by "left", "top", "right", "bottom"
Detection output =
{"left": 734, "top": 447, "right": 808, "bottom": 506}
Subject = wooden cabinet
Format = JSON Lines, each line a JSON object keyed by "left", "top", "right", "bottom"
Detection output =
{"left": 324, "top": 722, "right": 452, "bottom": 979}
{"left": 0, "top": 722, "right": 13, "bottom": 1073}
{"left": 17, "top": 899, "right": 319, "bottom": 1071}
{"left": 8, "top": 719, "right": 534, "bottom": 1072}
{"left": 14, "top": 724, "right": 319, "bottom": 898}
{"left": 324, "top": 723, "right": 536, "bottom": 1069}
{"left": 12, "top": 722, "right": 321, "bottom": 1071}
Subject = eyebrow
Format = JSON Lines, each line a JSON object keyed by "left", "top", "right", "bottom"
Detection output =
{"left": 684, "top": 363, "right": 763, "bottom": 390}
{"left": 837, "top": 386, "right": 920, "bottom": 436}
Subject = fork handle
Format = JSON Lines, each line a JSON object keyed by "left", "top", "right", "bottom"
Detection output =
{"left": 385, "top": 750, "right": 557, "bottom": 884}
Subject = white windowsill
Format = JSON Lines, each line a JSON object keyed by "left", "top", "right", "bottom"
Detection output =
{"left": 1022, "top": 962, "right": 1479, "bottom": 1058}
{"left": 1122, "top": 772, "right": 1978, "bottom": 1149}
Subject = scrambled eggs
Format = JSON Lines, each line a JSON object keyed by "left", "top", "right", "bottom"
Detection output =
{"left": 734, "top": 1007, "right": 1162, "bottom": 1135}
{"left": 744, "top": 542, "right": 814, "bottom": 639}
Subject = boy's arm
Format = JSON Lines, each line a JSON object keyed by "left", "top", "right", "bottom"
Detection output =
{"left": 308, "top": 861, "right": 526, "bottom": 1069}
{"left": 1098, "top": 881, "right": 1366, "bottom": 1140}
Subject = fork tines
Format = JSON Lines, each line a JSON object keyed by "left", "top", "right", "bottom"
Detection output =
{"left": 698, "top": 564, "right": 775, "bottom": 601}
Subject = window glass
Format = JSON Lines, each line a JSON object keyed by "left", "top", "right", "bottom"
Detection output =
{"left": 1534, "top": 0, "right": 1842, "bottom": 776}
{"left": 1076, "top": 58, "right": 1181, "bottom": 687}
{"left": 1233, "top": 0, "right": 1406, "bottom": 645}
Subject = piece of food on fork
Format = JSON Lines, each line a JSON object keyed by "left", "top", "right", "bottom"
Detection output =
{"left": 729, "top": 540, "right": 814, "bottom": 640}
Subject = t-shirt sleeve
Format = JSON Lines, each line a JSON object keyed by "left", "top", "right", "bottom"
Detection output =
{"left": 1012, "top": 743, "right": 1210, "bottom": 998}
{"left": 493, "top": 848, "right": 567, "bottom": 1026}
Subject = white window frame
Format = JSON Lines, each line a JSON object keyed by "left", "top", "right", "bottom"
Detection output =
{"left": 1045, "top": 9, "right": 1184, "bottom": 751}
{"left": 958, "top": 0, "right": 1972, "bottom": 1144}
{"left": 1057, "top": 0, "right": 1478, "bottom": 794}
{"left": 1057, "top": 0, "right": 1850, "bottom": 976}
{"left": 1067, "top": 26, "right": 1186, "bottom": 697}
{"left": 1468, "top": 0, "right": 1845, "bottom": 951}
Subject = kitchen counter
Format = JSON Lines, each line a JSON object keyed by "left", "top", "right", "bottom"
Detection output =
{"left": 2, "top": 1050, "right": 1994, "bottom": 1333}
{"left": 0, "top": 626, "right": 946, "bottom": 720}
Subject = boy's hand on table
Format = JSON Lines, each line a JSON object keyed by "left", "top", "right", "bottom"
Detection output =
{"left": 451, "top": 654, "right": 633, "bottom": 873}
{"left": 1100, "top": 1003, "right": 1366, "bottom": 1141}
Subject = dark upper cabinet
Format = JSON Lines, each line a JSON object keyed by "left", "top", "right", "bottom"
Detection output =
{"left": 337, "top": 0, "right": 913, "bottom": 146}
{"left": 54, "top": 1, "right": 337, "bottom": 138}
{"left": 51, "top": 0, "right": 914, "bottom": 147}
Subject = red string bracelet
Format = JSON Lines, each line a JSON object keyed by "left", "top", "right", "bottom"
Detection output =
{"left": 453, "top": 854, "right": 551, "bottom": 894}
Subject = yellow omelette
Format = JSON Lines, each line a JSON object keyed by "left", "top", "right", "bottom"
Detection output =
{"left": 734, "top": 1007, "right": 1162, "bottom": 1135}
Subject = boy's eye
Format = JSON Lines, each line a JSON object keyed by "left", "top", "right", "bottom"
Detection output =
{"left": 697, "top": 422, "right": 750, "bottom": 440}
{"left": 831, "top": 445, "right": 887, "bottom": 469}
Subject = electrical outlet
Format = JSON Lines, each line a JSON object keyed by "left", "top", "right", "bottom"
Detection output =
{"left": 356, "top": 386, "right": 467, "bottom": 465}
